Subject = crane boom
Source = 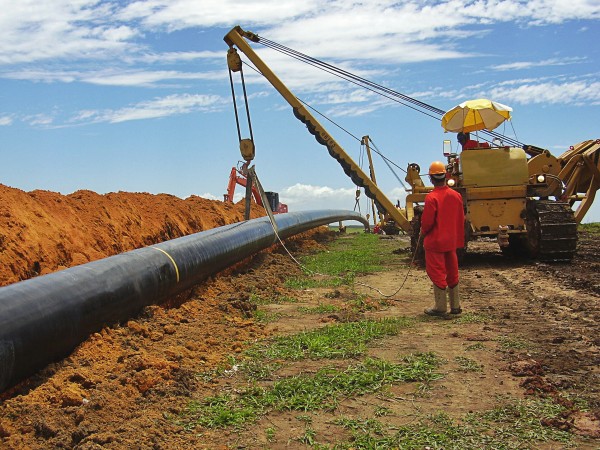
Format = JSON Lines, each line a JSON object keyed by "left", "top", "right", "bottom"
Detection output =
{"left": 224, "top": 26, "right": 412, "bottom": 232}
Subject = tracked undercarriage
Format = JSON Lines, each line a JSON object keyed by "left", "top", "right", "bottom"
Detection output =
{"left": 526, "top": 200, "right": 578, "bottom": 261}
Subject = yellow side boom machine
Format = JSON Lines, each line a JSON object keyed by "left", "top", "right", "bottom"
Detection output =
{"left": 225, "top": 26, "right": 600, "bottom": 261}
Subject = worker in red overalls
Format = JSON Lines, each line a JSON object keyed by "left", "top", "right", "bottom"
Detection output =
{"left": 420, "top": 161, "right": 465, "bottom": 316}
{"left": 457, "top": 132, "right": 490, "bottom": 150}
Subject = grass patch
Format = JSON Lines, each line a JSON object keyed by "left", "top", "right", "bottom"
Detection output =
{"left": 264, "top": 426, "right": 276, "bottom": 442}
{"left": 348, "top": 294, "right": 386, "bottom": 312}
{"left": 180, "top": 354, "right": 442, "bottom": 430}
{"left": 332, "top": 397, "right": 573, "bottom": 449}
{"left": 246, "top": 318, "right": 414, "bottom": 361}
{"left": 237, "top": 359, "right": 283, "bottom": 380}
{"left": 465, "top": 342, "right": 486, "bottom": 351}
{"left": 454, "top": 356, "right": 483, "bottom": 372}
{"left": 328, "top": 225, "right": 367, "bottom": 234}
{"left": 248, "top": 292, "right": 271, "bottom": 305}
{"left": 579, "top": 222, "right": 600, "bottom": 234}
{"left": 298, "top": 427, "right": 317, "bottom": 445}
{"left": 286, "top": 232, "right": 389, "bottom": 288}
{"left": 298, "top": 303, "right": 341, "bottom": 314}
{"left": 449, "top": 312, "right": 491, "bottom": 324}
{"left": 497, "top": 334, "right": 529, "bottom": 350}
{"left": 276, "top": 294, "right": 299, "bottom": 303}
{"left": 252, "top": 309, "right": 281, "bottom": 324}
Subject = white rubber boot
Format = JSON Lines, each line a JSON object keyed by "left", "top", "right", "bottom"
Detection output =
{"left": 424, "top": 285, "right": 448, "bottom": 316}
{"left": 449, "top": 283, "right": 462, "bottom": 314}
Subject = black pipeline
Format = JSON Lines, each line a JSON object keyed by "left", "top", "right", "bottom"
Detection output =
{"left": 0, "top": 210, "right": 368, "bottom": 393}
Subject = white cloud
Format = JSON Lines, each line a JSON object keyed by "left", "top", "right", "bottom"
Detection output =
{"left": 1, "top": 0, "right": 597, "bottom": 68}
{"left": 198, "top": 192, "right": 219, "bottom": 201}
{"left": 118, "top": 0, "right": 320, "bottom": 30}
{"left": 137, "top": 51, "right": 222, "bottom": 63}
{"left": 2, "top": 69, "right": 225, "bottom": 87}
{"left": 69, "top": 93, "right": 227, "bottom": 124}
{"left": 388, "top": 187, "right": 409, "bottom": 207}
{"left": 280, "top": 183, "right": 357, "bottom": 210}
{"left": 23, "top": 113, "right": 55, "bottom": 126}
{"left": 82, "top": 70, "right": 224, "bottom": 87}
{"left": 1, "top": 0, "right": 598, "bottom": 130}
{"left": 0, "top": 116, "right": 13, "bottom": 126}
{"left": 489, "top": 80, "right": 600, "bottom": 105}
{"left": 2, "top": 70, "right": 79, "bottom": 83}
{"left": 278, "top": 182, "right": 409, "bottom": 213}
{"left": 491, "top": 57, "right": 587, "bottom": 71}
{"left": 0, "top": 0, "right": 138, "bottom": 64}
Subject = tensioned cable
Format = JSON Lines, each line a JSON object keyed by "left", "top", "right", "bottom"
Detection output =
{"left": 259, "top": 37, "right": 444, "bottom": 115}
{"left": 252, "top": 169, "right": 419, "bottom": 298}
{"left": 259, "top": 39, "right": 444, "bottom": 122}
{"left": 248, "top": 61, "right": 412, "bottom": 176}
{"left": 243, "top": 61, "right": 418, "bottom": 191}
{"left": 368, "top": 137, "right": 409, "bottom": 190}
{"left": 301, "top": 96, "right": 411, "bottom": 180}
{"left": 255, "top": 36, "right": 525, "bottom": 148}
{"left": 259, "top": 36, "right": 524, "bottom": 147}
{"left": 299, "top": 98, "right": 363, "bottom": 143}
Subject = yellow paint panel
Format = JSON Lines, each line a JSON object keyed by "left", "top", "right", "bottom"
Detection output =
{"left": 468, "top": 198, "right": 526, "bottom": 232}
{"left": 461, "top": 148, "right": 529, "bottom": 187}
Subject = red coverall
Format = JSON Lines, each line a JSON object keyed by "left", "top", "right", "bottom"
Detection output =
{"left": 420, "top": 186, "right": 465, "bottom": 289}
{"left": 463, "top": 140, "right": 490, "bottom": 150}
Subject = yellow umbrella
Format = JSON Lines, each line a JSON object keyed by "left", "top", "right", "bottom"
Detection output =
{"left": 441, "top": 98, "right": 512, "bottom": 133}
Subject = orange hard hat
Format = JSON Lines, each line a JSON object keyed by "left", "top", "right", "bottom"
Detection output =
{"left": 428, "top": 161, "right": 446, "bottom": 176}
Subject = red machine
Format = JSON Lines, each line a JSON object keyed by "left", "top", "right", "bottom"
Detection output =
{"left": 224, "top": 165, "right": 288, "bottom": 213}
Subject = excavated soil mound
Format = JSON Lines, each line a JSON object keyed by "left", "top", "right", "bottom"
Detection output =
{"left": 0, "top": 184, "right": 262, "bottom": 286}
{"left": 0, "top": 185, "right": 330, "bottom": 449}
{"left": 1, "top": 184, "right": 599, "bottom": 448}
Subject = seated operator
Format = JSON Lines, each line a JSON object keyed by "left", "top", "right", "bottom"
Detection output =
{"left": 457, "top": 132, "right": 490, "bottom": 150}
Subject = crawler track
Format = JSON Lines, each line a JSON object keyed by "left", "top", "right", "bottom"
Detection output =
{"left": 526, "top": 200, "right": 578, "bottom": 261}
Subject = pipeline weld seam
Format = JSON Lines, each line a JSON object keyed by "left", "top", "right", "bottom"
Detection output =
{"left": 150, "top": 247, "right": 180, "bottom": 283}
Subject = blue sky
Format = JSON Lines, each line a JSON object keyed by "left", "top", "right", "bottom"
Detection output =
{"left": 1, "top": 0, "right": 599, "bottom": 222}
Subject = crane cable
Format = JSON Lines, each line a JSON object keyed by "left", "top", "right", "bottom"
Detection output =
{"left": 228, "top": 61, "right": 256, "bottom": 148}
{"left": 236, "top": 61, "right": 421, "bottom": 298}
{"left": 252, "top": 169, "right": 420, "bottom": 299}
{"left": 242, "top": 61, "right": 413, "bottom": 200}
{"left": 254, "top": 35, "right": 525, "bottom": 148}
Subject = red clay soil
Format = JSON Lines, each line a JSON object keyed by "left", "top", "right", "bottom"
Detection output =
{"left": 1, "top": 184, "right": 600, "bottom": 448}
{"left": 0, "top": 184, "right": 262, "bottom": 286}
{"left": 0, "top": 184, "right": 324, "bottom": 449}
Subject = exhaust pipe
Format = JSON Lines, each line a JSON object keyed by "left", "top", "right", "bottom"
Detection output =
{"left": 0, "top": 210, "right": 367, "bottom": 393}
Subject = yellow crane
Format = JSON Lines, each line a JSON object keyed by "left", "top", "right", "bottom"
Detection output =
{"left": 224, "top": 26, "right": 599, "bottom": 261}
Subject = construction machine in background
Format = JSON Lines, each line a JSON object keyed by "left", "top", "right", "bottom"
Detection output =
{"left": 223, "top": 163, "right": 288, "bottom": 214}
{"left": 224, "top": 26, "right": 599, "bottom": 261}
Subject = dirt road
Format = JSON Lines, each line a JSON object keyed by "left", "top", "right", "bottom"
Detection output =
{"left": 0, "top": 186, "right": 599, "bottom": 448}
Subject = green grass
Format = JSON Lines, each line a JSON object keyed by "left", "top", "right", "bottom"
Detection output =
{"left": 449, "top": 312, "right": 491, "bottom": 324}
{"left": 245, "top": 318, "right": 414, "bottom": 362}
{"left": 286, "top": 232, "right": 388, "bottom": 288}
{"left": 496, "top": 334, "right": 529, "bottom": 350}
{"left": 328, "top": 225, "right": 367, "bottom": 234}
{"left": 298, "top": 426, "right": 317, "bottom": 445}
{"left": 465, "top": 342, "right": 486, "bottom": 351}
{"left": 180, "top": 353, "right": 442, "bottom": 430}
{"left": 264, "top": 426, "right": 276, "bottom": 442}
{"left": 185, "top": 231, "right": 583, "bottom": 447}
{"left": 330, "top": 397, "right": 574, "bottom": 449}
{"left": 454, "top": 356, "right": 483, "bottom": 372}
{"left": 252, "top": 309, "right": 281, "bottom": 324}
{"left": 579, "top": 222, "right": 600, "bottom": 234}
{"left": 298, "top": 303, "right": 341, "bottom": 314}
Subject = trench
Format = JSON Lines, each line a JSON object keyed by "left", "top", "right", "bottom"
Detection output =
{"left": 0, "top": 210, "right": 368, "bottom": 392}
